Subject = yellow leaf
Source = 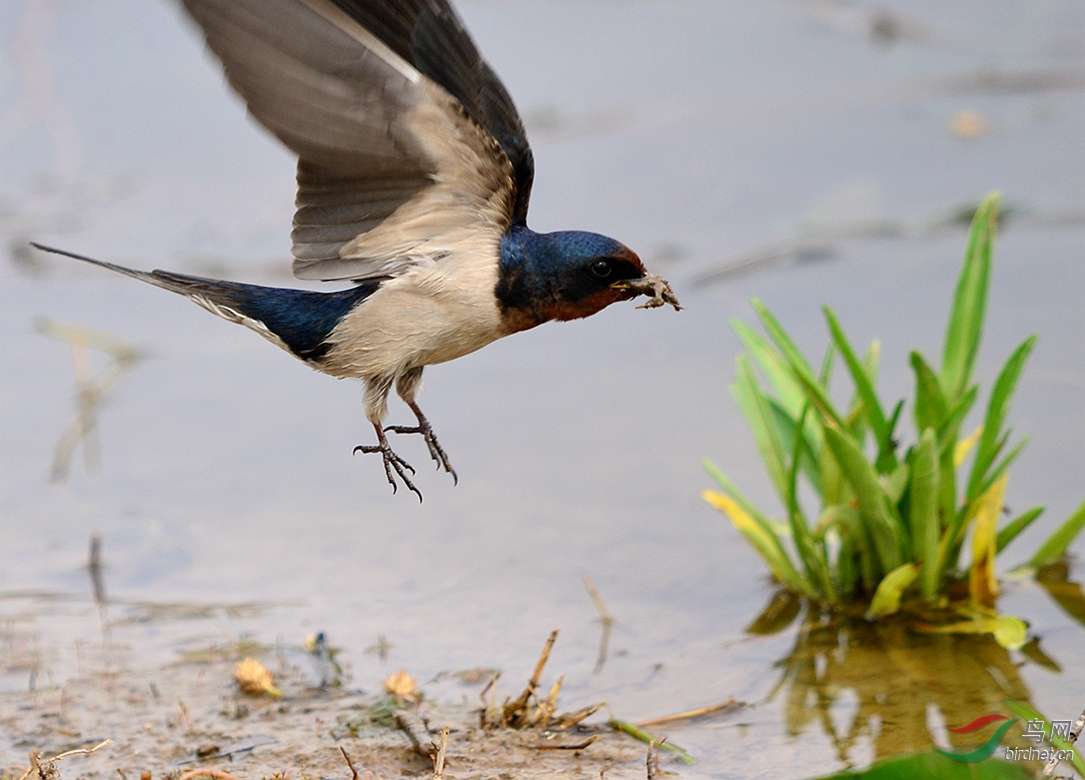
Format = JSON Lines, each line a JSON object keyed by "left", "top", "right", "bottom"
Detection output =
{"left": 992, "top": 615, "right": 1028, "bottom": 650}
{"left": 969, "top": 473, "right": 1008, "bottom": 608}
{"left": 866, "top": 562, "right": 920, "bottom": 618}
{"left": 703, "top": 490, "right": 747, "bottom": 521}
{"left": 954, "top": 426, "right": 983, "bottom": 468}
{"left": 914, "top": 611, "right": 1027, "bottom": 651}
{"left": 702, "top": 491, "right": 809, "bottom": 594}
{"left": 235, "top": 657, "right": 281, "bottom": 698}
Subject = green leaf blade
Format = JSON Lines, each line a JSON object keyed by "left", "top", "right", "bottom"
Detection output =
{"left": 941, "top": 192, "right": 999, "bottom": 403}
{"left": 823, "top": 425, "right": 905, "bottom": 574}
{"left": 965, "top": 335, "right": 1037, "bottom": 500}
{"left": 751, "top": 300, "right": 847, "bottom": 429}
{"left": 910, "top": 351, "right": 947, "bottom": 435}
{"left": 1029, "top": 499, "right": 1085, "bottom": 568}
{"left": 996, "top": 506, "right": 1043, "bottom": 554}
{"left": 731, "top": 356, "right": 791, "bottom": 504}
{"left": 730, "top": 318, "right": 806, "bottom": 416}
{"left": 911, "top": 428, "right": 941, "bottom": 598}
{"left": 824, "top": 307, "right": 889, "bottom": 452}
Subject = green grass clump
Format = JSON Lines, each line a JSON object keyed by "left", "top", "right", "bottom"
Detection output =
{"left": 703, "top": 193, "right": 1085, "bottom": 637}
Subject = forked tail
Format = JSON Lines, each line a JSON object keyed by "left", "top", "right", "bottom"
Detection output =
{"left": 30, "top": 243, "right": 378, "bottom": 362}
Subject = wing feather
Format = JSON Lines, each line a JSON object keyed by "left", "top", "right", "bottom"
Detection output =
{"left": 327, "top": 0, "right": 533, "bottom": 218}
{"left": 180, "top": 0, "right": 532, "bottom": 281}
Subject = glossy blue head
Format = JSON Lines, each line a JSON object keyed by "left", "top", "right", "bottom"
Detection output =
{"left": 496, "top": 225, "right": 648, "bottom": 330}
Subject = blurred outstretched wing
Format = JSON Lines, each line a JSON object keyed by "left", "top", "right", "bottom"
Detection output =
{"left": 181, "top": 0, "right": 535, "bottom": 281}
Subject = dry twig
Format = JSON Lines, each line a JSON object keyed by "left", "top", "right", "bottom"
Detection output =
{"left": 646, "top": 740, "right": 663, "bottom": 780}
{"left": 479, "top": 671, "right": 500, "bottom": 707}
{"left": 17, "top": 740, "right": 113, "bottom": 780}
{"left": 551, "top": 702, "right": 604, "bottom": 728}
{"left": 339, "top": 745, "right": 360, "bottom": 780}
{"left": 431, "top": 726, "right": 450, "bottom": 779}
{"left": 533, "top": 675, "right": 564, "bottom": 729}
{"left": 177, "top": 771, "right": 242, "bottom": 780}
{"left": 394, "top": 710, "right": 431, "bottom": 756}
{"left": 635, "top": 698, "right": 743, "bottom": 728}
{"left": 478, "top": 671, "right": 500, "bottom": 728}
{"left": 1040, "top": 702, "right": 1085, "bottom": 778}
{"left": 480, "top": 631, "right": 604, "bottom": 732}
{"left": 535, "top": 735, "right": 599, "bottom": 751}
{"left": 502, "top": 629, "right": 558, "bottom": 725}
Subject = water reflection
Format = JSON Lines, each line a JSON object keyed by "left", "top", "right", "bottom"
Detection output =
{"left": 751, "top": 561, "right": 1085, "bottom": 767}
{"left": 32, "top": 317, "right": 144, "bottom": 481}
{"left": 766, "top": 604, "right": 1030, "bottom": 764}
{"left": 1035, "top": 561, "right": 1085, "bottom": 629}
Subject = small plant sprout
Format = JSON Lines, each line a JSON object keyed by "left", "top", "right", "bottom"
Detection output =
{"left": 703, "top": 193, "right": 1085, "bottom": 646}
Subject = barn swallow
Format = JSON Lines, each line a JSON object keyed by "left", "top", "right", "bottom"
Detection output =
{"left": 34, "top": 0, "right": 681, "bottom": 499}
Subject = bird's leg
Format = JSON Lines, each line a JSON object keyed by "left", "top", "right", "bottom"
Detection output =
{"left": 355, "top": 375, "right": 422, "bottom": 499}
{"left": 385, "top": 402, "right": 458, "bottom": 484}
{"left": 383, "top": 367, "right": 457, "bottom": 484}
{"left": 354, "top": 423, "right": 422, "bottom": 501}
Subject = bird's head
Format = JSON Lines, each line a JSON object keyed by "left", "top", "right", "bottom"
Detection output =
{"left": 497, "top": 227, "right": 681, "bottom": 331}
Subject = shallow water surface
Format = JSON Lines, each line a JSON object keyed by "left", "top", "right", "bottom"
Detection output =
{"left": 2, "top": 0, "right": 1084, "bottom": 776}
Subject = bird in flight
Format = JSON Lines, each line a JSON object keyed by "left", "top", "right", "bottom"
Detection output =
{"left": 35, "top": 0, "right": 681, "bottom": 499}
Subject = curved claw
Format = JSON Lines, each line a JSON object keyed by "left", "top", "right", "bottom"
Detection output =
{"left": 384, "top": 417, "right": 458, "bottom": 485}
{"left": 354, "top": 441, "right": 422, "bottom": 501}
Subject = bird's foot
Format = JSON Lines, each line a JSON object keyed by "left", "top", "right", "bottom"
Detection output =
{"left": 353, "top": 438, "right": 423, "bottom": 501}
{"left": 385, "top": 417, "right": 458, "bottom": 485}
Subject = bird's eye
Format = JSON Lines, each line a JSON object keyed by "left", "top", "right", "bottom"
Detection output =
{"left": 590, "top": 259, "right": 612, "bottom": 278}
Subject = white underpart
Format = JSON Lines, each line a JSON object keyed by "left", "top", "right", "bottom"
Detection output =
{"left": 320, "top": 238, "right": 510, "bottom": 424}
{"left": 316, "top": 83, "right": 516, "bottom": 425}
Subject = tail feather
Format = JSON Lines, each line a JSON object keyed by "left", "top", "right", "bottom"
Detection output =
{"left": 31, "top": 242, "right": 187, "bottom": 293}
{"left": 31, "top": 243, "right": 378, "bottom": 362}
